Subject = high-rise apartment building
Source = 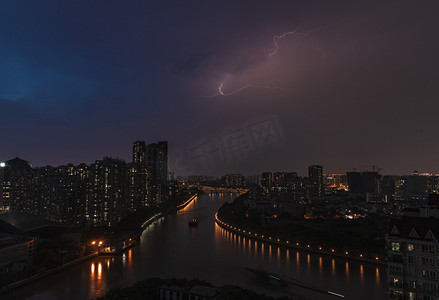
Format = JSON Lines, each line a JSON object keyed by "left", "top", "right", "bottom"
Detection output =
{"left": 133, "top": 141, "right": 146, "bottom": 164}
{"left": 88, "top": 157, "right": 127, "bottom": 226}
{"left": 387, "top": 195, "right": 439, "bottom": 300}
{"left": 147, "top": 141, "right": 168, "bottom": 205}
{"left": 128, "top": 141, "right": 148, "bottom": 212}
{"left": 261, "top": 172, "right": 272, "bottom": 189}
{"left": 308, "top": 165, "right": 323, "bottom": 197}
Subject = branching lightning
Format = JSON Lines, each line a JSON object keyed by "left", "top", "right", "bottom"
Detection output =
{"left": 206, "top": 27, "right": 320, "bottom": 98}
{"left": 268, "top": 29, "right": 312, "bottom": 57}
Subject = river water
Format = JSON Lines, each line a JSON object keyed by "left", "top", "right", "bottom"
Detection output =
{"left": 4, "top": 192, "right": 386, "bottom": 300}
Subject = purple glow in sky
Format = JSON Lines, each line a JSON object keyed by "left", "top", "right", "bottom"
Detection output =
{"left": 1, "top": 0, "right": 439, "bottom": 175}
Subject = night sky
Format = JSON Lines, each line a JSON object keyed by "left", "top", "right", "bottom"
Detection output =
{"left": 1, "top": 1, "right": 439, "bottom": 176}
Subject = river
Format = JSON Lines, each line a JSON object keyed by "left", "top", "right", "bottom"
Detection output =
{"left": 3, "top": 192, "right": 386, "bottom": 300}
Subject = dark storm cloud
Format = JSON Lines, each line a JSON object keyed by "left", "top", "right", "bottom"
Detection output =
{"left": 1, "top": 0, "right": 438, "bottom": 175}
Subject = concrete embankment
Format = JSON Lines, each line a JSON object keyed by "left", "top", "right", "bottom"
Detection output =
{"left": 215, "top": 212, "right": 385, "bottom": 266}
{"left": 1, "top": 194, "right": 199, "bottom": 294}
{"left": 0, "top": 252, "right": 98, "bottom": 294}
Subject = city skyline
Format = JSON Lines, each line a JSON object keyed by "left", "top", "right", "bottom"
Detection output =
{"left": 3, "top": 153, "right": 439, "bottom": 178}
{"left": 1, "top": 1, "right": 439, "bottom": 175}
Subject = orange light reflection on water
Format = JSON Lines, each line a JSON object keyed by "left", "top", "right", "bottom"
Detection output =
{"left": 360, "top": 264, "right": 364, "bottom": 281}
{"left": 331, "top": 259, "right": 335, "bottom": 275}
{"left": 319, "top": 257, "right": 322, "bottom": 273}
{"left": 97, "top": 262, "right": 102, "bottom": 279}
{"left": 268, "top": 245, "right": 272, "bottom": 261}
{"left": 176, "top": 196, "right": 197, "bottom": 215}
{"left": 91, "top": 263, "right": 95, "bottom": 278}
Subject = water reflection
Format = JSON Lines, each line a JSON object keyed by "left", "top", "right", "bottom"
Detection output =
{"left": 331, "top": 259, "right": 335, "bottom": 275}
{"left": 216, "top": 221, "right": 386, "bottom": 295}
{"left": 319, "top": 257, "right": 323, "bottom": 274}
{"left": 6, "top": 193, "right": 385, "bottom": 300}
{"left": 360, "top": 264, "right": 364, "bottom": 281}
{"left": 307, "top": 254, "right": 311, "bottom": 272}
{"left": 176, "top": 196, "right": 198, "bottom": 215}
{"left": 268, "top": 245, "right": 272, "bottom": 261}
{"left": 97, "top": 263, "right": 102, "bottom": 279}
{"left": 90, "top": 261, "right": 104, "bottom": 298}
{"left": 91, "top": 263, "right": 95, "bottom": 278}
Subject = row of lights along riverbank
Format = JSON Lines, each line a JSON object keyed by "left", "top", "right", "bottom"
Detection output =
{"left": 214, "top": 213, "right": 380, "bottom": 263}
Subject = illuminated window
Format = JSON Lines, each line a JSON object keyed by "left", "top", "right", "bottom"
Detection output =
{"left": 391, "top": 242, "right": 401, "bottom": 252}
{"left": 407, "top": 244, "right": 414, "bottom": 251}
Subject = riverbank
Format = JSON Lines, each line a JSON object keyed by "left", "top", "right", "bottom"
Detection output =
{"left": 0, "top": 193, "right": 198, "bottom": 295}
{"left": 215, "top": 212, "right": 385, "bottom": 266}
{"left": 0, "top": 251, "right": 98, "bottom": 294}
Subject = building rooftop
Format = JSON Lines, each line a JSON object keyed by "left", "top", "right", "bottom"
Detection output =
{"left": 389, "top": 216, "right": 439, "bottom": 241}
{"left": 0, "top": 218, "right": 26, "bottom": 236}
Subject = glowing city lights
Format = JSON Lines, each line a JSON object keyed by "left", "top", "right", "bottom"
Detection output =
{"left": 215, "top": 214, "right": 378, "bottom": 263}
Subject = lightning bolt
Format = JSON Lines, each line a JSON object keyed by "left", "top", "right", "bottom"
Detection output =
{"left": 206, "top": 27, "right": 321, "bottom": 98}
{"left": 206, "top": 82, "right": 284, "bottom": 98}
{"left": 268, "top": 29, "right": 311, "bottom": 57}
{"left": 218, "top": 82, "right": 225, "bottom": 96}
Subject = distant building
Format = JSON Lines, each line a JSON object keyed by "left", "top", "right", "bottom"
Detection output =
{"left": 380, "top": 175, "right": 397, "bottom": 196}
{"left": 347, "top": 171, "right": 380, "bottom": 195}
{"left": 403, "top": 172, "right": 429, "bottom": 200}
{"left": 261, "top": 172, "right": 272, "bottom": 189}
{"left": 222, "top": 174, "right": 246, "bottom": 188}
{"left": 323, "top": 174, "right": 347, "bottom": 190}
{"left": 308, "top": 165, "right": 323, "bottom": 197}
{"left": 133, "top": 141, "right": 146, "bottom": 164}
{"left": 1, "top": 157, "right": 34, "bottom": 215}
{"left": 128, "top": 141, "right": 148, "bottom": 212}
{"left": 88, "top": 157, "right": 127, "bottom": 226}
{"left": 246, "top": 175, "right": 260, "bottom": 186}
{"left": 147, "top": 141, "right": 168, "bottom": 205}
{"left": 361, "top": 172, "right": 380, "bottom": 194}
{"left": 273, "top": 172, "right": 287, "bottom": 187}
{"left": 347, "top": 171, "right": 363, "bottom": 194}
{"left": 285, "top": 172, "right": 298, "bottom": 186}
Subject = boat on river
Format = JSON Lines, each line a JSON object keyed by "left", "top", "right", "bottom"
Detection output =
{"left": 188, "top": 217, "right": 199, "bottom": 226}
